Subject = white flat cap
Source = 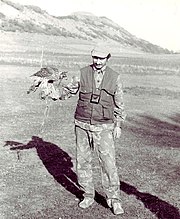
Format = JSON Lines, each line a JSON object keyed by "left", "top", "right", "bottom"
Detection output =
{"left": 91, "top": 44, "right": 111, "bottom": 58}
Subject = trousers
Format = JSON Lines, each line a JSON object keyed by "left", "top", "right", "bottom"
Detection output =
{"left": 75, "top": 124, "right": 121, "bottom": 201}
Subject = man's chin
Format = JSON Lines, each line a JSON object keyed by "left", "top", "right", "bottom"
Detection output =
{"left": 94, "top": 65, "right": 102, "bottom": 70}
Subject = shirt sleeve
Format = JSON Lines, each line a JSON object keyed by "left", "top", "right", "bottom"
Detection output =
{"left": 113, "top": 75, "right": 126, "bottom": 127}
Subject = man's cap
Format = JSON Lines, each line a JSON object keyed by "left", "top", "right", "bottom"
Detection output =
{"left": 91, "top": 44, "right": 111, "bottom": 59}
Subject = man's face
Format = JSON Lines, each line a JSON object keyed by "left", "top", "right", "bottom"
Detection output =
{"left": 92, "top": 56, "right": 108, "bottom": 70}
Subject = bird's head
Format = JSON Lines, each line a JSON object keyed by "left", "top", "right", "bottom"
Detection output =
{"left": 59, "top": 71, "right": 68, "bottom": 80}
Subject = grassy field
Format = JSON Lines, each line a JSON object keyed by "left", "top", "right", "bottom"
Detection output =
{"left": 0, "top": 32, "right": 180, "bottom": 219}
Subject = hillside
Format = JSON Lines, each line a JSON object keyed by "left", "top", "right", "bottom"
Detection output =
{"left": 0, "top": 0, "right": 171, "bottom": 54}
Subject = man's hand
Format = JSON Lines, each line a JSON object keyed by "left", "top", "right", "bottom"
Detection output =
{"left": 113, "top": 126, "right": 122, "bottom": 139}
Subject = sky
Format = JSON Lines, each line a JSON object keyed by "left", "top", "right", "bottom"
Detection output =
{"left": 12, "top": 0, "right": 180, "bottom": 51}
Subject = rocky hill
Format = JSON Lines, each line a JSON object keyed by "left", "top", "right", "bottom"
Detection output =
{"left": 0, "top": 0, "right": 171, "bottom": 54}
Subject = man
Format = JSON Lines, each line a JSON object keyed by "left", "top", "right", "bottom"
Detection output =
{"left": 61, "top": 45, "right": 126, "bottom": 215}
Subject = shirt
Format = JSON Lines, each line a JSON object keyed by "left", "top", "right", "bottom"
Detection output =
{"left": 93, "top": 65, "right": 106, "bottom": 89}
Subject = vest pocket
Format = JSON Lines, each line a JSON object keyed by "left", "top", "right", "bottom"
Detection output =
{"left": 102, "top": 106, "right": 113, "bottom": 120}
{"left": 75, "top": 100, "right": 91, "bottom": 118}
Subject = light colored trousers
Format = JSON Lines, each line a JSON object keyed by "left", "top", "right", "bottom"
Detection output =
{"left": 75, "top": 125, "right": 121, "bottom": 201}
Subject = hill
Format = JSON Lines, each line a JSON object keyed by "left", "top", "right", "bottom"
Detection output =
{"left": 0, "top": 0, "right": 172, "bottom": 54}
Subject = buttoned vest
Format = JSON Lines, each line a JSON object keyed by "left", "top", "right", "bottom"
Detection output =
{"left": 74, "top": 65, "right": 119, "bottom": 124}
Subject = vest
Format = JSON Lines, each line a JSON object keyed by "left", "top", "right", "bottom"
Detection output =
{"left": 74, "top": 65, "right": 119, "bottom": 124}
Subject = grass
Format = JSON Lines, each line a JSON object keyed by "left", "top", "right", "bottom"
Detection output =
{"left": 0, "top": 32, "right": 180, "bottom": 219}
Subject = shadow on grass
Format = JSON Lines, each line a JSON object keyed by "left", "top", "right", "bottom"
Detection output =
{"left": 5, "top": 137, "right": 179, "bottom": 216}
{"left": 126, "top": 113, "right": 180, "bottom": 148}
{"left": 5, "top": 136, "right": 83, "bottom": 199}
{"left": 4, "top": 136, "right": 108, "bottom": 208}
{"left": 121, "top": 181, "right": 180, "bottom": 219}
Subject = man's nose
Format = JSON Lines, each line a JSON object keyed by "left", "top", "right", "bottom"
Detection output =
{"left": 96, "top": 58, "right": 101, "bottom": 64}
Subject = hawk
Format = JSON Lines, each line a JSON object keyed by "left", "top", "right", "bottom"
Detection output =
{"left": 27, "top": 67, "right": 68, "bottom": 100}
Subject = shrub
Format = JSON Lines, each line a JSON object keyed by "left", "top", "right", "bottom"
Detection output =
{"left": 0, "top": 12, "right": 5, "bottom": 19}
{"left": 1, "top": 0, "right": 24, "bottom": 11}
{"left": 26, "top": 5, "right": 46, "bottom": 14}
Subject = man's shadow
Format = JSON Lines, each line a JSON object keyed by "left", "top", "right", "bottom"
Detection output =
{"left": 5, "top": 137, "right": 180, "bottom": 217}
{"left": 5, "top": 136, "right": 84, "bottom": 200}
{"left": 5, "top": 136, "right": 108, "bottom": 207}
{"left": 121, "top": 181, "right": 180, "bottom": 219}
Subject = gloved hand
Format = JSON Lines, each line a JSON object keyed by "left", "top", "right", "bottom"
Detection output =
{"left": 113, "top": 126, "right": 122, "bottom": 139}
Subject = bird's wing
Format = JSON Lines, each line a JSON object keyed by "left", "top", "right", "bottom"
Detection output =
{"left": 30, "top": 68, "right": 53, "bottom": 78}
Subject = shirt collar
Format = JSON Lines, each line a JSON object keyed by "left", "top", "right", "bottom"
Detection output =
{"left": 92, "top": 65, "right": 106, "bottom": 74}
